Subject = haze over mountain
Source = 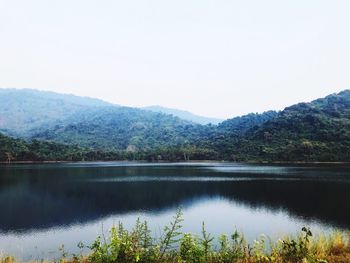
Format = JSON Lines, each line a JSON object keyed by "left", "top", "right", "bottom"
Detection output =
{"left": 143, "top": 106, "right": 224, "bottom": 125}
{"left": 0, "top": 88, "right": 113, "bottom": 137}
{"left": 2, "top": 1, "right": 349, "bottom": 119}
{"left": 0, "top": 89, "right": 220, "bottom": 137}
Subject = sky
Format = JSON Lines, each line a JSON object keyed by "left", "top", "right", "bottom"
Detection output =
{"left": 0, "top": 0, "right": 349, "bottom": 119}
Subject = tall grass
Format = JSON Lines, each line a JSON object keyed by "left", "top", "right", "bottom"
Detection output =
{"left": 1, "top": 209, "right": 350, "bottom": 262}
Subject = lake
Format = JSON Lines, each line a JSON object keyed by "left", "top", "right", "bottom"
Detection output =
{"left": 0, "top": 162, "right": 349, "bottom": 260}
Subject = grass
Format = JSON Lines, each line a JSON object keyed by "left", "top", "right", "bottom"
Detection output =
{"left": 1, "top": 209, "right": 350, "bottom": 263}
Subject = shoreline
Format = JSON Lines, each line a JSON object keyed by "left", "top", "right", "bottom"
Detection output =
{"left": 1, "top": 160, "right": 350, "bottom": 165}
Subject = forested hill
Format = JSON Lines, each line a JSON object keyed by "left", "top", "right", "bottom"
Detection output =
{"left": 1, "top": 89, "right": 350, "bottom": 162}
{"left": 32, "top": 106, "right": 212, "bottom": 151}
{"left": 207, "top": 90, "right": 350, "bottom": 161}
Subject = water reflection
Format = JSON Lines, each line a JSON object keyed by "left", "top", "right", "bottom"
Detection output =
{"left": 0, "top": 163, "right": 349, "bottom": 259}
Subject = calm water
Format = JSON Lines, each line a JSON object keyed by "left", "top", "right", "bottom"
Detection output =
{"left": 0, "top": 162, "right": 350, "bottom": 260}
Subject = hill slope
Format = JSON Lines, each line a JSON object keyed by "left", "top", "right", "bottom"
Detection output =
{"left": 210, "top": 90, "right": 350, "bottom": 161}
{"left": 32, "top": 106, "right": 211, "bottom": 151}
{"left": 31, "top": 104, "right": 279, "bottom": 153}
{"left": 217, "top": 111, "right": 278, "bottom": 136}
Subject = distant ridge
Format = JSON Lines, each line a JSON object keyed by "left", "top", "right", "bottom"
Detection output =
{"left": 0, "top": 88, "right": 113, "bottom": 107}
{"left": 0, "top": 88, "right": 114, "bottom": 137}
{"left": 143, "top": 105, "right": 224, "bottom": 125}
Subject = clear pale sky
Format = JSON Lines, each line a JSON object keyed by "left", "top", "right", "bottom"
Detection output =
{"left": 0, "top": 0, "right": 349, "bottom": 119}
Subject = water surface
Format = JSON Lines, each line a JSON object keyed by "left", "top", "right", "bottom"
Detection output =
{"left": 0, "top": 162, "right": 349, "bottom": 260}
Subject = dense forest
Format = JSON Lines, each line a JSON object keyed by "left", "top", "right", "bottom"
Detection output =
{"left": 1, "top": 89, "right": 350, "bottom": 162}
{"left": 211, "top": 90, "right": 350, "bottom": 162}
{"left": 32, "top": 106, "right": 210, "bottom": 151}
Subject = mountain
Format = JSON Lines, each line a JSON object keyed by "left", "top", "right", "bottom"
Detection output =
{"left": 0, "top": 88, "right": 113, "bottom": 137}
{"left": 210, "top": 90, "right": 350, "bottom": 161}
{"left": 32, "top": 103, "right": 277, "bottom": 152}
{"left": 0, "top": 88, "right": 214, "bottom": 153}
{"left": 143, "top": 105, "right": 224, "bottom": 125}
{"left": 2, "top": 88, "right": 350, "bottom": 162}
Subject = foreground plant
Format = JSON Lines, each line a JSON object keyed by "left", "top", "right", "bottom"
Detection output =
{"left": 72, "top": 210, "right": 349, "bottom": 263}
{"left": 2, "top": 211, "right": 350, "bottom": 263}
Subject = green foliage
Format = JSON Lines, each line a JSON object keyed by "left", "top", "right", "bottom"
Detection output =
{"left": 87, "top": 221, "right": 158, "bottom": 263}
{"left": 217, "top": 230, "right": 247, "bottom": 262}
{"left": 158, "top": 208, "right": 184, "bottom": 261}
{"left": 279, "top": 227, "right": 313, "bottom": 262}
{"left": 200, "top": 222, "right": 214, "bottom": 260}
{"left": 85, "top": 211, "right": 249, "bottom": 263}
{"left": 70, "top": 214, "right": 350, "bottom": 263}
{"left": 0, "top": 133, "right": 127, "bottom": 162}
{"left": 179, "top": 233, "right": 203, "bottom": 262}
{"left": 217, "top": 110, "right": 278, "bottom": 137}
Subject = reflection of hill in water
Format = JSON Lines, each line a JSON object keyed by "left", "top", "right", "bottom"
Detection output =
{"left": 0, "top": 164, "right": 350, "bottom": 232}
